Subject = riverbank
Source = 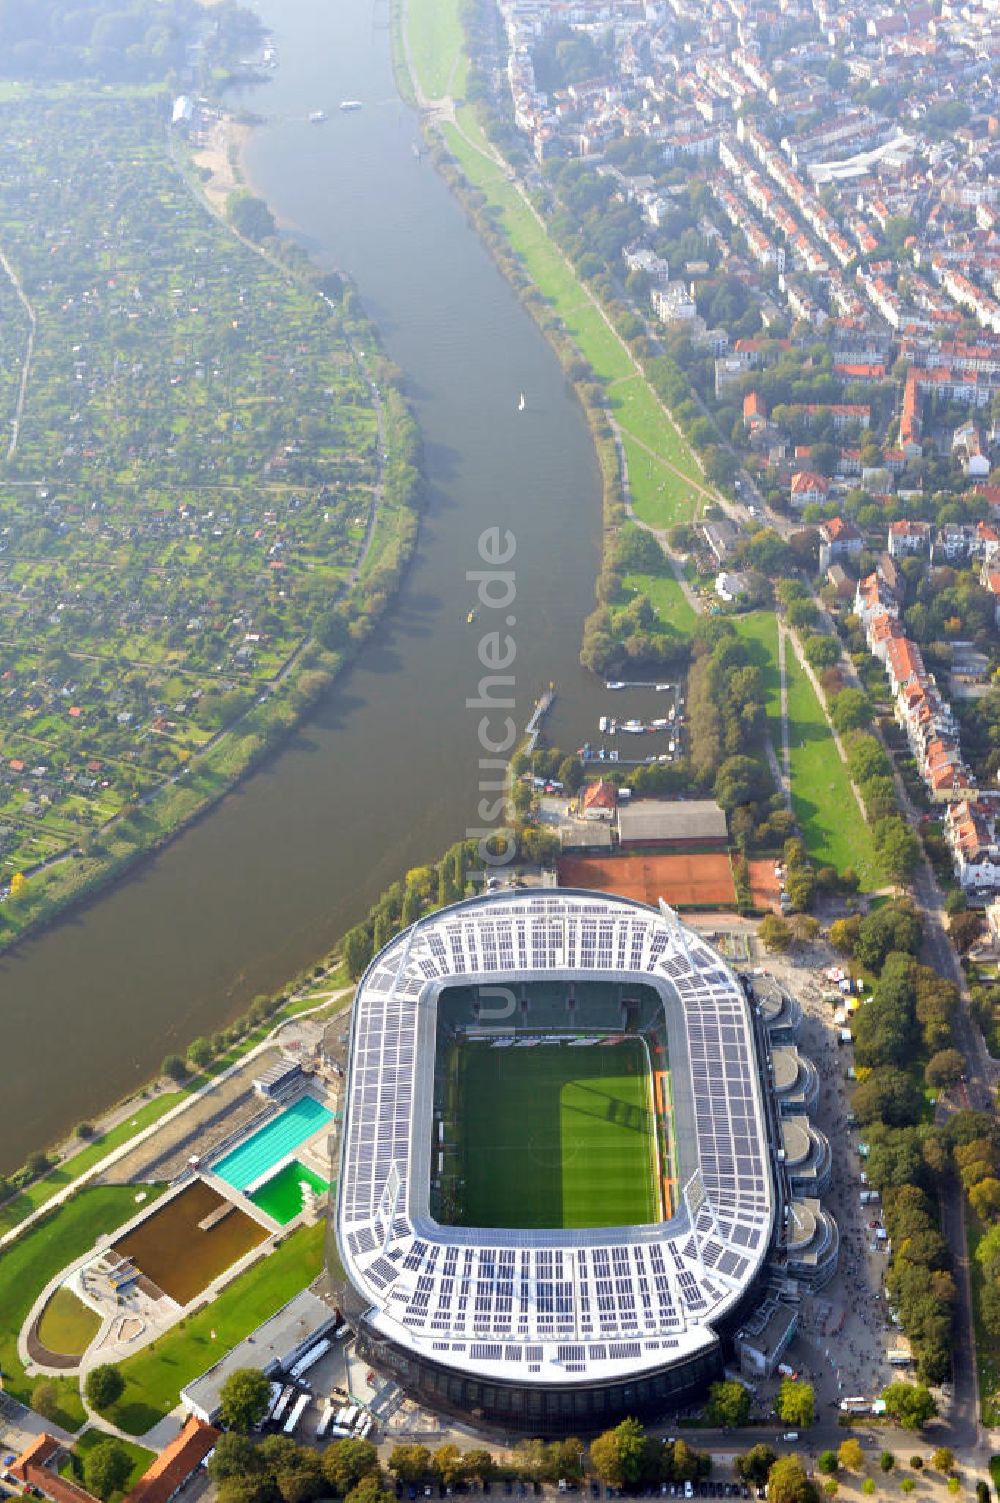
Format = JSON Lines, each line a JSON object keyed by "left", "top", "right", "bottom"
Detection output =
{"left": 191, "top": 111, "right": 253, "bottom": 211}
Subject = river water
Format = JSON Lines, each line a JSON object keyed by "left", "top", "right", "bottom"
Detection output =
{"left": 0, "top": 0, "right": 678, "bottom": 1171}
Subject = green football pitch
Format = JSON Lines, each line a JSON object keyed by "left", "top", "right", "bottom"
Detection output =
{"left": 452, "top": 1039, "right": 659, "bottom": 1230}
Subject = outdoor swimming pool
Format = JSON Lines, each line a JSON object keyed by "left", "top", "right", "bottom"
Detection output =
{"left": 213, "top": 1095, "right": 333, "bottom": 1192}
{"left": 249, "top": 1160, "right": 330, "bottom": 1225}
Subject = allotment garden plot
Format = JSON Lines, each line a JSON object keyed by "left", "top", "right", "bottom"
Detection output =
{"left": 0, "top": 92, "right": 381, "bottom": 882}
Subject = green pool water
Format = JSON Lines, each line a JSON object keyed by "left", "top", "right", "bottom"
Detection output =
{"left": 249, "top": 1160, "right": 330, "bottom": 1225}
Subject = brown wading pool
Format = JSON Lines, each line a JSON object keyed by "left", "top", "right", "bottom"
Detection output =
{"left": 113, "top": 1179, "right": 267, "bottom": 1305}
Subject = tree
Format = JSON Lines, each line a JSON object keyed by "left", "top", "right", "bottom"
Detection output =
{"left": 208, "top": 1435, "right": 263, "bottom": 1484}
{"left": 829, "top": 917, "right": 860, "bottom": 955}
{"left": 759, "top": 915, "right": 792, "bottom": 953}
{"left": 546, "top": 1442, "right": 585, "bottom": 1482}
{"left": 706, "top": 1380, "right": 750, "bottom": 1428}
{"left": 431, "top": 1447, "right": 464, "bottom": 1487}
{"left": 879, "top": 1453, "right": 895, "bottom": 1473}
{"left": 589, "top": 1419, "right": 648, "bottom": 1489}
{"left": 323, "top": 1440, "right": 379, "bottom": 1495}
{"left": 226, "top": 191, "right": 277, "bottom": 242}
{"left": 767, "top": 1457, "right": 818, "bottom": 1503}
{"left": 925, "top": 1049, "right": 965, "bottom": 1089}
{"left": 817, "top": 1454, "right": 838, "bottom": 1476}
{"left": 837, "top": 1441, "right": 864, "bottom": 1473}
{"left": 776, "top": 1379, "right": 814, "bottom": 1428}
{"left": 853, "top": 905, "right": 922, "bottom": 972}
{"left": 714, "top": 755, "right": 770, "bottom": 810}
{"left": 464, "top": 1452, "right": 496, "bottom": 1485}
{"left": 803, "top": 634, "right": 839, "bottom": 670}
{"left": 388, "top": 1447, "right": 432, "bottom": 1485}
{"left": 852, "top": 1067, "right": 923, "bottom": 1127}
{"left": 188, "top": 1036, "right": 214, "bottom": 1069}
{"left": 161, "top": 1053, "right": 187, "bottom": 1082}
{"left": 218, "top": 1368, "right": 272, "bottom": 1434}
{"left": 970, "top": 1178, "right": 1000, "bottom": 1220}
{"left": 931, "top": 1450, "right": 955, "bottom": 1474}
{"left": 558, "top": 756, "right": 584, "bottom": 794}
{"left": 873, "top": 816, "right": 921, "bottom": 884}
{"left": 345, "top": 1479, "right": 395, "bottom": 1503}
{"left": 948, "top": 910, "right": 983, "bottom": 955}
{"left": 831, "top": 689, "right": 871, "bottom": 733}
{"left": 31, "top": 1381, "right": 59, "bottom": 1421}
{"left": 85, "top": 1364, "right": 125, "bottom": 1412}
{"left": 736, "top": 1447, "right": 776, "bottom": 1487}
{"left": 881, "top": 1382, "right": 937, "bottom": 1430}
{"left": 83, "top": 1441, "right": 133, "bottom": 1502}
{"left": 10, "top": 871, "right": 27, "bottom": 899}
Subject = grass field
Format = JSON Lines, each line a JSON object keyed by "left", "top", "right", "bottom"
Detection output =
{"left": 619, "top": 570, "right": 697, "bottom": 638}
{"left": 784, "top": 644, "right": 881, "bottom": 888}
{"left": 406, "top": 0, "right": 466, "bottom": 99}
{"left": 107, "top": 1220, "right": 325, "bottom": 1436}
{"left": 36, "top": 1285, "right": 101, "bottom": 1357}
{"left": 453, "top": 1040, "right": 658, "bottom": 1230}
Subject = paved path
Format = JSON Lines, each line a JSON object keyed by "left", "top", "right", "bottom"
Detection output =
{"left": 777, "top": 624, "right": 791, "bottom": 793}
{"left": 0, "top": 242, "right": 36, "bottom": 460}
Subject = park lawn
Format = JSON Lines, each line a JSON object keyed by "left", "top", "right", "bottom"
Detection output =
{"left": 612, "top": 379, "right": 703, "bottom": 485}
{"left": 108, "top": 1221, "right": 326, "bottom": 1435}
{"left": 620, "top": 571, "right": 697, "bottom": 638}
{"left": 36, "top": 1286, "right": 101, "bottom": 1357}
{"left": 622, "top": 434, "right": 700, "bottom": 529}
{"left": 407, "top": 0, "right": 465, "bottom": 99}
{"left": 62, "top": 1431, "right": 155, "bottom": 1497}
{"left": 784, "top": 646, "right": 881, "bottom": 889}
{"left": 0, "top": 1093, "right": 183, "bottom": 1235}
{"left": 456, "top": 1040, "right": 657, "bottom": 1230}
{"left": 0, "top": 1185, "right": 162, "bottom": 1429}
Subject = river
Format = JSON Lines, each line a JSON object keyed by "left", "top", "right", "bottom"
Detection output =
{"left": 0, "top": 0, "right": 681, "bottom": 1172}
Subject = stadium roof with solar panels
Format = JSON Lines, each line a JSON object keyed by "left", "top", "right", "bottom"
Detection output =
{"left": 335, "top": 890, "right": 777, "bottom": 1389}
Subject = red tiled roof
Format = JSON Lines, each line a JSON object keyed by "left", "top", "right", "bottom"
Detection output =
{"left": 124, "top": 1418, "right": 220, "bottom": 1503}
{"left": 11, "top": 1437, "right": 98, "bottom": 1503}
{"left": 582, "top": 779, "right": 617, "bottom": 811}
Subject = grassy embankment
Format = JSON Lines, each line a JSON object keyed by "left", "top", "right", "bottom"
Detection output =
{"left": 106, "top": 1220, "right": 326, "bottom": 1436}
{"left": 400, "top": 0, "right": 700, "bottom": 635}
{"left": 0, "top": 1185, "right": 164, "bottom": 1431}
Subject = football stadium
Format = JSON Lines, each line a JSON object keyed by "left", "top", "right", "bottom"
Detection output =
{"left": 334, "top": 890, "right": 781, "bottom": 1432}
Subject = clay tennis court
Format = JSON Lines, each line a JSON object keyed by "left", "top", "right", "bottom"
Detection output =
{"left": 559, "top": 853, "right": 736, "bottom": 908}
{"left": 748, "top": 858, "right": 783, "bottom": 914}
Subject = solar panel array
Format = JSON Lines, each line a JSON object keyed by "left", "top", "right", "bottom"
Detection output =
{"left": 337, "top": 893, "right": 775, "bottom": 1382}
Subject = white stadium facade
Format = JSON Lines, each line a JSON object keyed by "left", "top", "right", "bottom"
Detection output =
{"left": 332, "top": 890, "right": 820, "bottom": 1432}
